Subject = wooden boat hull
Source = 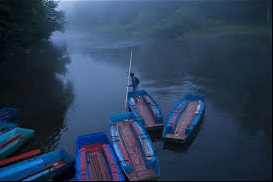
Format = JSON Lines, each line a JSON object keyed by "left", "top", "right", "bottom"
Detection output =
{"left": 110, "top": 112, "right": 160, "bottom": 181}
{"left": 127, "top": 90, "right": 164, "bottom": 131}
{"left": 0, "top": 149, "right": 74, "bottom": 181}
{"left": 0, "top": 121, "right": 18, "bottom": 135}
{"left": 162, "top": 93, "right": 205, "bottom": 143}
{"left": 75, "top": 132, "right": 126, "bottom": 181}
{"left": 0, "top": 107, "right": 20, "bottom": 122}
{"left": 0, "top": 127, "right": 35, "bottom": 160}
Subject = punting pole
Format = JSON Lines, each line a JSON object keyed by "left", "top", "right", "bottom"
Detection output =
{"left": 124, "top": 49, "right": 133, "bottom": 111}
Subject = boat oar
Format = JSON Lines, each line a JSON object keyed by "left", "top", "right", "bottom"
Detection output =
{"left": 124, "top": 49, "right": 133, "bottom": 111}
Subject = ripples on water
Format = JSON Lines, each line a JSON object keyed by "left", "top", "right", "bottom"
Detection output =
{"left": 11, "top": 1, "right": 271, "bottom": 180}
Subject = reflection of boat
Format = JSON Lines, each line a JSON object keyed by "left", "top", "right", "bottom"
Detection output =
{"left": 148, "top": 130, "right": 164, "bottom": 142}
{"left": 127, "top": 90, "right": 164, "bottom": 131}
{"left": 0, "top": 121, "right": 18, "bottom": 135}
{"left": 0, "top": 149, "right": 74, "bottom": 181}
{"left": 75, "top": 132, "right": 126, "bottom": 181}
{"left": 0, "top": 107, "right": 20, "bottom": 122}
{"left": 110, "top": 112, "right": 160, "bottom": 181}
{"left": 162, "top": 93, "right": 205, "bottom": 143}
{"left": 0, "top": 127, "right": 35, "bottom": 160}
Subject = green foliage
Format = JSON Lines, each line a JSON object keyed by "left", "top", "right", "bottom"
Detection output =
{"left": 146, "top": 4, "right": 272, "bottom": 40}
{"left": 146, "top": 7, "right": 201, "bottom": 39}
{"left": 79, "top": 1, "right": 271, "bottom": 40}
{"left": 0, "top": 0, "right": 65, "bottom": 54}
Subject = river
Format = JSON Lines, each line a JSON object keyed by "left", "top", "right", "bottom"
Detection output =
{"left": 4, "top": 1, "right": 272, "bottom": 181}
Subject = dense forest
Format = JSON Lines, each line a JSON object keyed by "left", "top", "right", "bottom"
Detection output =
{"left": 0, "top": 0, "right": 71, "bottom": 111}
{"left": 0, "top": 0, "right": 72, "bottom": 148}
{"left": 0, "top": 0, "right": 64, "bottom": 56}
{"left": 1, "top": 0, "right": 272, "bottom": 54}
{"left": 67, "top": 0, "right": 272, "bottom": 39}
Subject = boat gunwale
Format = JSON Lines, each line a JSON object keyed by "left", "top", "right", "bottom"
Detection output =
{"left": 110, "top": 112, "right": 160, "bottom": 181}
{"left": 127, "top": 90, "right": 164, "bottom": 129}
{"left": 0, "top": 149, "right": 74, "bottom": 181}
{"left": 162, "top": 93, "right": 205, "bottom": 143}
{"left": 75, "top": 132, "right": 125, "bottom": 181}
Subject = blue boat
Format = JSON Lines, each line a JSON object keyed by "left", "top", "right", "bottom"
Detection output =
{"left": 75, "top": 132, "right": 126, "bottom": 181}
{"left": 127, "top": 89, "right": 164, "bottom": 131}
{"left": 0, "top": 127, "right": 35, "bottom": 160}
{"left": 0, "top": 121, "right": 18, "bottom": 135}
{"left": 0, "top": 148, "right": 75, "bottom": 181}
{"left": 0, "top": 107, "right": 20, "bottom": 122}
{"left": 110, "top": 112, "right": 161, "bottom": 181}
{"left": 162, "top": 93, "right": 205, "bottom": 143}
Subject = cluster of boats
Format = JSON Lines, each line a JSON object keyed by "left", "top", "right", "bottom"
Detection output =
{"left": 0, "top": 90, "right": 205, "bottom": 181}
{"left": 0, "top": 107, "right": 74, "bottom": 181}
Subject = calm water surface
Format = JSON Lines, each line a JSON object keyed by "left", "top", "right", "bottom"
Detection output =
{"left": 6, "top": 1, "right": 272, "bottom": 181}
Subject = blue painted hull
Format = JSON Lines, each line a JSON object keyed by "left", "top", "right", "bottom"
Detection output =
{"left": 127, "top": 89, "right": 164, "bottom": 131}
{"left": 162, "top": 93, "right": 205, "bottom": 143}
{"left": 0, "top": 149, "right": 74, "bottom": 181}
{"left": 75, "top": 132, "right": 126, "bottom": 181}
{"left": 0, "top": 107, "right": 20, "bottom": 122}
{"left": 0, "top": 127, "right": 35, "bottom": 160}
{"left": 110, "top": 112, "right": 161, "bottom": 181}
{"left": 0, "top": 121, "right": 18, "bottom": 135}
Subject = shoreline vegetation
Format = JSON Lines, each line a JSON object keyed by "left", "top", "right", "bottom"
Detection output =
{"left": 66, "top": 1, "right": 271, "bottom": 41}
{"left": 0, "top": 0, "right": 65, "bottom": 56}
{"left": 90, "top": 22, "right": 272, "bottom": 40}
{"left": 0, "top": 0, "right": 72, "bottom": 110}
{"left": 0, "top": 0, "right": 271, "bottom": 54}
{"left": 181, "top": 24, "right": 272, "bottom": 40}
{"left": 1, "top": 0, "right": 271, "bottom": 51}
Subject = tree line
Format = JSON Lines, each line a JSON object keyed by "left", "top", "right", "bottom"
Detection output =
{"left": 0, "top": 0, "right": 64, "bottom": 58}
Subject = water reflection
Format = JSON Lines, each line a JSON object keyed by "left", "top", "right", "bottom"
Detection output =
{"left": 76, "top": 34, "right": 272, "bottom": 149}
{"left": 50, "top": 1, "right": 271, "bottom": 180}
{"left": 136, "top": 38, "right": 272, "bottom": 140}
{"left": 75, "top": 35, "right": 272, "bottom": 141}
{"left": 2, "top": 40, "right": 74, "bottom": 154}
{"left": 148, "top": 129, "right": 164, "bottom": 142}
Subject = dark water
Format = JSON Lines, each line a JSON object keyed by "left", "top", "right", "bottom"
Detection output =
{"left": 2, "top": 1, "right": 272, "bottom": 181}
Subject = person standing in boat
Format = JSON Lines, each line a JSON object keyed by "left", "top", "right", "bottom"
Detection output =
{"left": 128, "top": 72, "right": 140, "bottom": 102}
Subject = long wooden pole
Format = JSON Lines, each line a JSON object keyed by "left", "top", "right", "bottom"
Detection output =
{"left": 124, "top": 49, "right": 133, "bottom": 111}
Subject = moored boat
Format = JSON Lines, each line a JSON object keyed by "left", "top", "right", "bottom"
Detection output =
{"left": 0, "top": 107, "right": 20, "bottom": 122}
{"left": 0, "top": 148, "right": 75, "bottom": 181}
{"left": 127, "top": 89, "right": 164, "bottom": 131}
{"left": 110, "top": 112, "right": 160, "bottom": 181}
{"left": 75, "top": 132, "right": 126, "bottom": 181}
{"left": 0, "top": 121, "right": 18, "bottom": 135}
{"left": 162, "top": 93, "right": 205, "bottom": 143}
{"left": 0, "top": 127, "right": 35, "bottom": 160}
{"left": 0, "top": 148, "right": 41, "bottom": 168}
